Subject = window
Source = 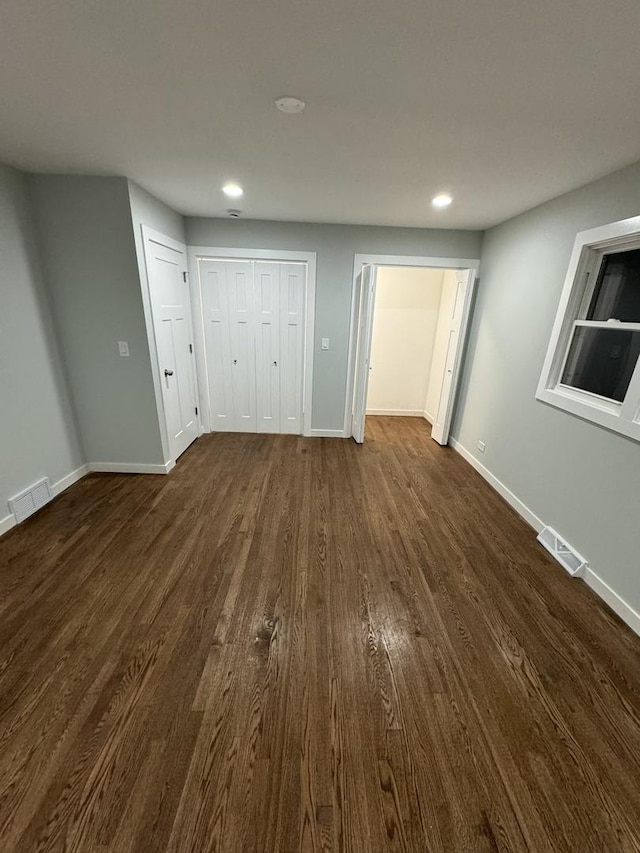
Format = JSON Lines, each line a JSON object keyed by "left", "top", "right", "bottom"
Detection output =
{"left": 537, "top": 215, "right": 640, "bottom": 442}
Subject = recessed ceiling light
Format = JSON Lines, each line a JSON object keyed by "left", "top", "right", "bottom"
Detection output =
{"left": 275, "top": 96, "right": 306, "bottom": 114}
{"left": 432, "top": 193, "right": 453, "bottom": 209}
{"left": 223, "top": 183, "right": 243, "bottom": 198}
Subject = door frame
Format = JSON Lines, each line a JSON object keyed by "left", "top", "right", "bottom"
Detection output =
{"left": 187, "top": 245, "right": 317, "bottom": 436}
{"left": 346, "top": 253, "right": 480, "bottom": 440}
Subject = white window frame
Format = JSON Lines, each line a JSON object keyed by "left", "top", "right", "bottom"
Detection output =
{"left": 537, "top": 214, "right": 640, "bottom": 442}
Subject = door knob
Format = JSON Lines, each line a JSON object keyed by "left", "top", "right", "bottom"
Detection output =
{"left": 164, "top": 369, "right": 174, "bottom": 377}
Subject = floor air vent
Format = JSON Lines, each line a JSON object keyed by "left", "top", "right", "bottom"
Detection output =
{"left": 8, "top": 478, "right": 53, "bottom": 524}
{"left": 537, "top": 526, "right": 587, "bottom": 577}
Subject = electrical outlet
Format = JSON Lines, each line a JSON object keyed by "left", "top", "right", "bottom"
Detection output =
{"left": 477, "top": 440, "right": 486, "bottom": 453}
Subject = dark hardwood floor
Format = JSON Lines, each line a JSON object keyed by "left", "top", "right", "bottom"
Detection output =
{"left": 1, "top": 416, "right": 639, "bottom": 852}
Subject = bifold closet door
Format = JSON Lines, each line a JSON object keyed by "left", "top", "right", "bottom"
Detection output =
{"left": 200, "top": 259, "right": 305, "bottom": 434}
{"left": 201, "top": 260, "right": 257, "bottom": 432}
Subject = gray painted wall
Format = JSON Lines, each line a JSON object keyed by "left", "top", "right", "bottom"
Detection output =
{"left": 0, "top": 163, "right": 84, "bottom": 520}
{"left": 186, "top": 218, "right": 483, "bottom": 430}
{"left": 29, "top": 175, "right": 165, "bottom": 466}
{"left": 128, "top": 180, "right": 186, "bottom": 461}
{"left": 452, "top": 159, "right": 640, "bottom": 615}
{"left": 128, "top": 180, "right": 186, "bottom": 246}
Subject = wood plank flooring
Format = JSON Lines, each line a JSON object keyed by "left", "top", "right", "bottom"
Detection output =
{"left": 1, "top": 416, "right": 640, "bottom": 852}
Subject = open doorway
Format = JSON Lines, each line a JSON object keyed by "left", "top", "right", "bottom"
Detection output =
{"left": 348, "top": 254, "right": 479, "bottom": 445}
{"left": 367, "top": 266, "right": 453, "bottom": 421}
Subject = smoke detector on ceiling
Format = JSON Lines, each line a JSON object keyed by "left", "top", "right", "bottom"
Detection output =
{"left": 275, "top": 96, "right": 306, "bottom": 114}
{"left": 226, "top": 208, "right": 242, "bottom": 217}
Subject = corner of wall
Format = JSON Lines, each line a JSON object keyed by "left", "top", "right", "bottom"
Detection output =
{"left": 28, "top": 173, "right": 166, "bottom": 467}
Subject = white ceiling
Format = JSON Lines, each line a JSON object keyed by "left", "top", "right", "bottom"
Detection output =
{"left": 2, "top": 0, "right": 640, "bottom": 229}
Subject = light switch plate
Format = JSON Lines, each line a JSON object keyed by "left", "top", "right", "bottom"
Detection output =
{"left": 118, "top": 341, "right": 130, "bottom": 357}
{"left": 321, "top": 337, "right": 330, "bottom": 350}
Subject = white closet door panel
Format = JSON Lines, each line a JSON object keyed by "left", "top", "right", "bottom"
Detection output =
{"left": 279, "top": 264, "right": 305, "bottom": 434}
{"left": 281, "top": 320, "right": 303, "bottom": 434}
{"left": 255, "top": 263, "right": 281, "bottom": 433}
{"left": 201, "top": 260, "right": 235, "bottom": 431}
{"left": 228, "top": 263, "right": 257, "bottom": 431}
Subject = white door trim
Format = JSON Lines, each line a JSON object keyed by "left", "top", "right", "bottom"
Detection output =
{"left": 351, "top": 264, "right": 377, "bottom": 443}
{"left": 187, "top": 245, "right": 316, "bottom": 436}
{"left": 346, "top": 253, "right": 480, "bottom": 439}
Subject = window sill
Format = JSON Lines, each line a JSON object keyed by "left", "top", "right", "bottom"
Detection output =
{"left": 536, "top": 386, "right": 640, "bottom": 443}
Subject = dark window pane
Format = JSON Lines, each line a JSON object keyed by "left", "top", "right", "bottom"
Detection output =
{"left": 589, "top": 248, "right": 640, "bottom": 322}
{"left": 561, "top": 327, "right": 640, "bottom": 402}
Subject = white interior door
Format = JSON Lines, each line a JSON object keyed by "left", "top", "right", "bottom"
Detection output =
{"left": 431, "top": 269, "right": 473, "bottom": 445}
{"left": 255, "top": 262, "right": 281, "bottom": 433}
{"left": 351, "top": 264, "right": 377, "bottom": 443}
{"left": 279, "top": 263, "right": 306, "bottom": 434}
{"left": 143, "top": 230, "right": 199, "bottom": 462}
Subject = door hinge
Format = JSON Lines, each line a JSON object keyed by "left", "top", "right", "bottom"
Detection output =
{"left": 189, "top": 343, "right": 193, "bottom": 353}
{"left": 183, "top": 271, "right": 188, "bottom": 283}
{"left": 195, "top": 406, "right": 198, "bottom": 415}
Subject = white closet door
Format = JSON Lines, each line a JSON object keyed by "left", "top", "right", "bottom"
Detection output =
{"left": 279, "top": 263, "right": 306, "bottom": 434}
{"left": 227, "top": 262, "right": 257, "bottom": 432}
{"left": 199, "top": 257, "right": 305, "bottom": 435}
{"left": 200, "top": 260, "right": 235, "bottom": 431}
{"left": 255, "top": 263, "right": 281, "bottom": 433}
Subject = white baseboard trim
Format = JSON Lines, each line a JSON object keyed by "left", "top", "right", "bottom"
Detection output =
{"left": 309, "top": 428, "right": 349, "bottom": 438}
{"left": 584, "top": 568, "right": 640, "bottom": 636}
{"left": 1, "top": 458, "right": 174, "bottom": 538}
{"left": 1, "top": 463, "right": 90, "bottom": 538}
{"left": 366, "top": 408, "right": 425, "bottom": 417}
{"left": 423, "top": 410, "right": 434, "bottom": 424}
{"left": 88, "top": 461, "right": 173, "bottom": 475}
{"left": 51, "top": 464, "right": 89, "bottom": 496}
{"left": 0, "top": 513, "right": 16, "bottom": 536}
{"left": 449, "top": 436, "right": 640, "bottom": 637}
{"left": 449, "top": 437, "right": 544, "bottom": 532}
